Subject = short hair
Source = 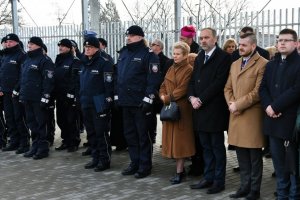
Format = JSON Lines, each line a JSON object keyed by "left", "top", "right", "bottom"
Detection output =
{"left": 173, "top": 41, "right": 190, "bottom": 56}
{"left": 152, "top": 39, "right": 164, "bottom": 50}
{"left": 223, "top": 38, "right": 237, "bottom": 51}
{"left": 240, "top": 26, "right": 254, "bottom": 34}
{"left": 98, "top": 38, "right": 107, "bottom": 47}
{"left": 240, "top": 32, "right": 257, "bottom": 44}
{"left": 201, "top": 27, "right": 217, "bottom": 38}
{"left": 279, "top": 28, "right": 298, "bottom": 41}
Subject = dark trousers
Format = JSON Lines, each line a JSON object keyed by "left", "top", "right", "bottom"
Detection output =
{"left": 198, "top": 131, "right": 226, "bottom": 186}
{"left": 47, "top": 108, "right": 55, "bottom": 144}
{"left": 146, "top": 111, "right": 157, "bottom": 143}
{"left": 24, "top": 101, "right": 49, "bottom": 154}
{"left": 236, "top": 147, "right": 263, "bottom": 192}
{"left": 82, "top": 107, "right": 111, "bottom": 163}
{"left": 110, "top": 107, "right": 127, "bottom": 149}
{"left": 123, "top": 107, "right": 152, "bottom": 173}
{"left": 269, "top": 136, "right": 300, "bottom": 199}
{"left": 3, "top": 93, "right": 29, "bottom": 147}
{"left": 0, "top": 96, "right": 7, "bottom": 147}
{"left": 56, "top": 97, "right": 80, "bottom": 147}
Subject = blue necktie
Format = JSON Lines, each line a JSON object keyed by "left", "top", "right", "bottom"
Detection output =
{"left": 241, "top": 59, "right": 246, "bottom": 70}
{"left": 204, "top": 55, "right": 209, "bottom": 64}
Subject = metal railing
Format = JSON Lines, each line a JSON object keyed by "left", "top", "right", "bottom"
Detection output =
{"left": 0, "top": 7, "right": 299, "bottom": 62}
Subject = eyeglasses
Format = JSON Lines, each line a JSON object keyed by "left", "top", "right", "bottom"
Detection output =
{"left": 277, "top": 39, "right": 295, "bottom": 43}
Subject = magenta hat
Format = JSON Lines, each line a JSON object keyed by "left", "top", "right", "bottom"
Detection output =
{"left": 180, "top": 25, "right": 196, "bottom": 38}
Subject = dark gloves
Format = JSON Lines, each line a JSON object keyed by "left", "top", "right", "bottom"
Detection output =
{"left": 96, "top": 97, "right": 112, "bottom": 119}
{"left": 40, "top": 94, "right": 50, "bottom": 109}
{"left": 66, "top": 93, "right": 76, "bottom": 106}
{"left": 140, "top": 96, "right": 154, "bottom": 114}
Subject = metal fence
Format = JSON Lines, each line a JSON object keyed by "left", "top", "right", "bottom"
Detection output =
{"left": 1, "top": 7, "right": 299, "bottom": 61}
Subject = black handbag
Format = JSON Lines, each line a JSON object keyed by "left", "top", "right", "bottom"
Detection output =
{"left": 160, "top": 101, "right": 180, "bottom": 121}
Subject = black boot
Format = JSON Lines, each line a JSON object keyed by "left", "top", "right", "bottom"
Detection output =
{"left": 170, "top": 171, "right": 185, "bottom": 184}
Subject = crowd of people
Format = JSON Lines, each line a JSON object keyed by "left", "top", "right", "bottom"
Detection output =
{"left": 0, "top": 24, "right": 300, "bottom": 200}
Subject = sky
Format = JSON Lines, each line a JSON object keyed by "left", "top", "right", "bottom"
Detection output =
{"left": 18, "top": 0, "right": 300, "bottom": 26}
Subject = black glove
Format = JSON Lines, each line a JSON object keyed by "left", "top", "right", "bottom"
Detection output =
{"left": 96, "top": 97, "right": 112, "bottom": 119}
{"left": 66, "top": 93, "right": 76, "bottom": 106}
{"left": 140, "top": 101, "right": 152, "bottom": 114}
{"left": 40, "top": 94, "right": 50, "bottom": 109}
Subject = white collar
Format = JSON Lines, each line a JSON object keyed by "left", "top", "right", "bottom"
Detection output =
{"left": 205, "top": 46, "right": 216, "bottom": 57}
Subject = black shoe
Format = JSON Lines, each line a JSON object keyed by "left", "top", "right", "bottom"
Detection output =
{"left": 33, "top": 153, "right": 49, "bottom": 160}
{"left": 134, "top": 171, "right": 151, "bottom": 179}
{"left": 23, "top": 149, "right": 36, "bottom": 158}
{"left": 272, "top": 171, "right": 276, "bottom": 177}
{"left": 94, "top": 162, "right": 110, "bottom": 172}
{"left": 67, "top": 146, "right": 78, "bottom": 152}
{"left": 206, "top": 184, "right": 225, "bottom": 194}
{"left": 83, "top": 142, "right": 90, "bottom": 147}
{"left": 82, "top": 148, "right": 92, "bottom": 156}
{"left": 121, "top": 163, "right": 138, "bottom": 175}
{"left": 55, "top": 143, "right": 67, "bottom": 151}
{"left": 233, "top": 167, "right": 240, "bottom": 172}
{"left": 84, "top": 160, "right": 98, "bottom": 169}
{"left": 190, "top": 179, "right": 213, "bottom": 189}
{"left": 15, "top": 146, "right": 29, "bottom": 154}
{"left": 2, "top": 144, "right": 18, "bottom": 151}
{"left": 169, "top": 172, "right": 185, "bottom": 184}
{"left": 228, "top": 145, "right": 235, "bottom": 150}
{"left": 229, "top": 188, "right": 249, "bottom": 198}
{"left": 245, "top": 191, "right": 260, "bottom": 200}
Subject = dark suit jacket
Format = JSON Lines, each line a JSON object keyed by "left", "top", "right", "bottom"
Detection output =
{"left": 259, "top": 50, "right": 300, "bottom": 140}
{"left": 188, "top": 46, "right": 232, "bottom": 132}
{"left": 232, "top": 46, "right": 270, "bottom": 62}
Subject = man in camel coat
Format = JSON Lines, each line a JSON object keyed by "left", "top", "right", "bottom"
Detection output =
{"left": 224, "top": 32, "right": 268, "bottom": 200}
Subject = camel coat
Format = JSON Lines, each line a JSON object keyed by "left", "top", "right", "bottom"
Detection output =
{"left": 224, "top": 52, "right": 267, "bottom": 148}
{"left": 159, "top": 59, "right": 195, "bottom": 158}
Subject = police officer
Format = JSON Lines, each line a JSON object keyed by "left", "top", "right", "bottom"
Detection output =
{"left": 20, "top": 36, "right": 55, "bottom": 160}
{"left": 98, "top": 38, "right": 114, "bottom": 64}
{"left": 80, "top": 37, "right": 113, "bottom": 172}
{"left": 0, "top": 33, "right": 29, "bottom": 154}
{"left": 0, "top": 37, "right": 7, "bottom": 149}
{"left": 42, "top": 43, "right": 56, "bottom": 146}
{"left": 54, "top": 38, "right": 81, "bottom": 152}
{"left": 115, "top": 25, "right": 162, "bottom": 178}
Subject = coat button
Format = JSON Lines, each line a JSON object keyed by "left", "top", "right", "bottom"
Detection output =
{"left": 275, "top": 84, "right": 278, "bottom": 88}
{"left": 197, "top": 80, "right": 200, "bottom": 83}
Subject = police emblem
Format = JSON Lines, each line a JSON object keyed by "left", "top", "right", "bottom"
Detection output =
{"left": 104, "top": 72, "right": 113, "bottom": 82}
{"left": 152, "top": 64, "right": 158, "bottom": 73}
{"left": 47, "top": 70, "right": 54, "bottom": 78}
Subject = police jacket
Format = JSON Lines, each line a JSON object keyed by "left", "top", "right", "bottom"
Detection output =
{"left": 80, "top": 51, "right": 114, "bottom": 112}
{"left": 0, "top": 45, "right": 26, "bottom": 93}
{"left": 19, "top": 48, "right": 55, "bottom": 102}
{"left": 116, "top": 40, "right": 162, "bottom": 107}
{"left": 259, "top": 50, "right": 300, "bottom": 140}
{"left": 54, "top": 52, "right": 81, "bottom": 98}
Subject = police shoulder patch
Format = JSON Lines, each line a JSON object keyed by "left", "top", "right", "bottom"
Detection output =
{"left": 104, "top": 72, "right": 113, "bottom": 83}
{"left": 47, "top": 70, "right": 54, "bottom": 78}
{"left": 150, "top": 63, "right": 159, "bottom": 73}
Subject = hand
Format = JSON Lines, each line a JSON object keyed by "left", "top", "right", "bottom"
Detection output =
{"left": 66, "top": 93, "right": 76, "bottom": 106}
{"left": 265, "top": 105, "right": 275, "bottom": 117}
{"left": 140, "top": 101, "right": 152, "bottom": 114}
{"left": 160, "top": 95, "right": 165, "bottom": 103}
{"left": 12, "top": 90, "right": 19, "bottom": 98}
{"left": 228, "top": 101, "right": 238, "bottom": 113}
{"left": 0, "top": 92, "right": 3, "bottom": 96}
{"left": 190, "top": 96, "right": 202, "bottom": 109}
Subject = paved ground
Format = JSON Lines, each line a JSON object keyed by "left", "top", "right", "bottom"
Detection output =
{"left": 0, "top": 122, "right": 276, "bottom": 200}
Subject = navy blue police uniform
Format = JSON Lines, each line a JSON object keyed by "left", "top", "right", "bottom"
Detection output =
{"left": 0, "top": 39, "right": 7, "bottom": 148}
{"left": 54, "top": 39, "right": 81, "bottom": 152}
{"left": 20, "top": 37, "right": 55, "bottom": 160}
{"left": 116, "top": 25, "right": 162, "bottom": 178}
{"left": 80, "top": 38, "right": 113, "bottom": 171}
{"left": 0, "top": 34, "right": 29, "bottom": 153}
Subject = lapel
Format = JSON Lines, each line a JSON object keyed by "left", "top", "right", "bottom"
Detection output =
{"left": 238, "top": 52, "right": 260, "bottom": 77}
